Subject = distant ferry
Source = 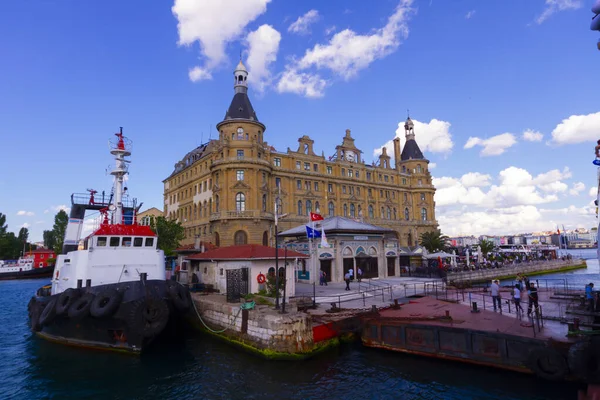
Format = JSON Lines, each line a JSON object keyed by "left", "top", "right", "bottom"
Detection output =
{"left": 0, "top": 249, "right": 56, "bottom": 280}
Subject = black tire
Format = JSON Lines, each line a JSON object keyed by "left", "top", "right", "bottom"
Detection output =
{"left": 526, "top": 347, "right": 569, "bottom": 381}
{"left": 568, "top": 340, "right": 600, "bottom": 382}
{"left": 56, "top": 288, "right": 81, "bottom": 316}
{"left": 167, "top": 282, "right": 191, "bottom": 312}
{"left": 28, "top": 298, "right": 42, "bottom": 332}
{"left": 128, "top": 297, "right": 170, "bottom": 338}
{"left": 68, "top": 293, "right": 95, "bottom": 320}
{"left": 39, "top": 298, "right": 58, "bottom": 327}
{"left": 90, "top": 289, "right": 122, "bottom": 318}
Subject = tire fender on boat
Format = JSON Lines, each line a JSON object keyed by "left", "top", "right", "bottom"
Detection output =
{"left": 526, "top": 347, "right": 569, "bottom": 381}
{"left": 166, "top": 282, "right": 191, "bottom": 312}
{"left": 128, "top": 297, "right": 170, "bottom": 338}
{"left": 67, "top": 293, "right": 95, "bottom": 320}
{"left": 90, "top": 289, "right": 123, "bottom": 318}
{"left": 39, "top": 298, "right": 58, "bottom": 327}
{"left": 28, "top": 297, "right": 42, "bottom": 332}
{"left": 568, "top": 340, "right": 600, "bottom": 382}
{"left": 55, "top": 288, "right": 81, "bottom": 316}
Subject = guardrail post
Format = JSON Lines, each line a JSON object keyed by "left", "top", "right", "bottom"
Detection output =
{"left": 338, "top": 296, "right": 341, "bottom": 310}
{"left": 313, "top": 282, "right": 316, "bottom": 308}
{"left": 381, "top": 288, "right": 384, "bottom": 302}
{"left": 363, "top": 293, "right": 366, "bottom": 306}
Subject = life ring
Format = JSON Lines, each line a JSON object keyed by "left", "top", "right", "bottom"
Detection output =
{"left": 167, "top": 282, "right": 191, "bottom": 312}
{"left": 526, "top": 347, "right": 569, "bottom": 381}
{"left": 90, "top": 289, "right": 123, "bottom": 318}
{"left": 39, "top": 298, "right": 58, "bottom": 327}
{"left": 56, "top": 288, "right": 81, "bottom": 316}
{"left": 128, "top": 297, "right": 170, "bottom": 338}
{"left": 68, "top": 293, "right": 95, "bottom": 320}
{"left": 257, "top": 273, "right": 266, "bottom": 284}
{"left": 568, "top": 340, "right": 600, "bottom": 382}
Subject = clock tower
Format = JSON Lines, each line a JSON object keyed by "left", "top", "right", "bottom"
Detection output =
{"left": 335, "top": 129, "right": 362, "bottom": 163}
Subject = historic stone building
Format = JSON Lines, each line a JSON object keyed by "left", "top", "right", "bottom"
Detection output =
{"left": 163, "top": 61, "right": 437, "bottom": 248}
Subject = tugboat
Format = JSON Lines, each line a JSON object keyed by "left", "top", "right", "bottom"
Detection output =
{"left": 0, "top": 254, "right": 54, "bottom": 281}
{"left": 27, "top": 129, "right": 192, "bottom": 353}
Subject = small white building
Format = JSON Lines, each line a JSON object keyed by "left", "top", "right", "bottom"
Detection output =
{"left": 186, "top": 244, "right": 307, "bottom": 299}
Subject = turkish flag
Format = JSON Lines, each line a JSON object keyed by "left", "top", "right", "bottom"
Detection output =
{"left": 310, "top": 212, "right": 324, "bottom": 221}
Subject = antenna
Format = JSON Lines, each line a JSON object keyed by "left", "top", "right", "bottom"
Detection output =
{"left": 208, "top": 124, "right": 212, "bottom": 140}
{"left": 407, "top": 109, "right": 410, "bottom": 118}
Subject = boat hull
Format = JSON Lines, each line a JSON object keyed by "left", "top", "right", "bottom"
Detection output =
{"left": 28, "top": 279, "right": 192, "bottom": 354}
{"left": 0, "top": 265, "right": 55, "bottom": 281}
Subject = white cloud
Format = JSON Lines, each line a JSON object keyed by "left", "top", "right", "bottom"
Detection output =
{"left": 569, "top": 182, "right": 586, "bottom": 195}
{"left": 465, "top": 10, "right": 476, "bottom": 19}
{"left": 17, "top": 211, "right": 34, "bottom": 216}
{"left": 172, "top": 0, "right": 271, "bottom": 80}
{"left": 464, "top": 133, "right": 517, "bottom": 156}
{"left": 325, "top": 26, "right": 337, "bottom": 35}
{"left": 522, "top": 129, "right": 543, "bottom": 142}
{"left": 276, "top": 68, "right": 327, "bottom": 98}
{"left": 246, "top": 24, "right": 281, "bottom": 93}
{"left": 590, "top": 187, "right": 598, "bottom": 198}
{"left": 460, "top": 172, "right": 491, "bottom": 188}
{"left": 550, "top": 111, "right": 600, "bottom": 145}
{"left": 288, "top": 10, "right": 320, "bottom": 35}
{"left": 535, "top": 0, "right": 582, "bottom": 25}
{"left": 188, "top": 66, "right": 212, "bottom": 82}
{"left": 428, "top": 162, "right": 437, "bottom": 169}
{"left": 43, "top": 209, "right": 49, "bottom": 214}
{"left": 21, "top": 223, "right": 30, "bottom": 229}
{"left": 50, "top": 205, "right": 70, "bottom": 214}
{"left": 373, "top": 118, "right": 454, "bottom": 159}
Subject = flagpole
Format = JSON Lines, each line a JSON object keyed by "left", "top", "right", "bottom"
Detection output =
{"left": 274, "top": 196, "right": 280, "bottom": 310}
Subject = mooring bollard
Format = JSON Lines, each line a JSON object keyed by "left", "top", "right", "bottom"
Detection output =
{"left": 445, "top": 310, "right": 450, "bottom": 318}
{"left": 471, "top": 302, "right": 480, "bottom": 313}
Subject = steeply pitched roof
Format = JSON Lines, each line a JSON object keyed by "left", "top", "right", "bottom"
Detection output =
{"left": 278, "top": 216, "right": 393, "bottom": 237}
{"left": 400, "top": 139, "right": 425, "bottom": 161}
{"left": 224, "top": 92, "right": 258, "bottom": 121}
{"left": 187, "top": 244, "right": 308, "bottom": 260}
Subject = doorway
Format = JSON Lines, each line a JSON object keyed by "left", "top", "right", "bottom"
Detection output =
{"left": 343, "top": 258, "right": 354, "bottom": 280}
{"left": 320, "top": 259, "right": 332, "bottom": 282}
{"left": 387, "top": 257, "right": 396, "bottom": 276}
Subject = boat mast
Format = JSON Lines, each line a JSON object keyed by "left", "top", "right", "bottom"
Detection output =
{"left": 110, "top": 127, "right": 131, "bottom": 224}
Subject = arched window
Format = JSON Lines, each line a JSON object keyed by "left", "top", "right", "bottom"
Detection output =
{"left": 328, "top": 201, "right": 335, "bottom": 217}
{"left": 215, "top": 232, "right": 220, "bottom": 247}
{"left": 393, "top": 208, "right": 397, "bottom": 220}
{"left": 405, "top": 207, "right": 410, "bottom": 221}
{"left": 203, "top": 200, "right": 207, "bottom": 217}
{"left": 387, "top": 207, "right": 391, "bottom": 219}
{"left": 417, "top": 164, "right": 421, "bottom": 173}
{"left": 235, "top": 193, "right": 245, "bottom": 212}
{"left": 215, "top": 196, "right": 220, "bottom": 212}
{"left": 209, "top": 198, "right": 212, "bottom": 213}
{"left": 343, "top": 204, "right": 348, "bottom": 217}
{"left": 315, "top": 201, "right": 320, "bottom": 214}
{"left": 402, "top": 166, "right": 406, "bottom": 173}
{"left": 262, "top": 231, "right": 268, "bottom": 246}
{"left": 381, "top": 207, "right": 385, "bottom": 218}
{"left": 350, "top": 204, "right": 355, "bottom": 217}
{"left": 193, "top": 204, "right": 197, "bottom": 219}
{"left": 306, "top": 200, "right": 312, "bottom": 215}
{"left": 368, "top": 205, "right": 374, "bottom": 219}
{"left": 262, "top": 194, "right": 267, "bottom": 212}
{"left": 234, "top": 230, "right": 247, "bottom": 245}
{"left": 358, "top": 205, "right": 362, "bottom": 217}
{"left": 297, "top": 201, "right": 303, "bottom": 215}
{"left": 421, "top": 208, "right": 427, "bottom": 221}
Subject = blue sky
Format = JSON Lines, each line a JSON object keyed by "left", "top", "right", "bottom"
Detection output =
{"left": 1, "top": 0, "right": 599, "bottom": 242}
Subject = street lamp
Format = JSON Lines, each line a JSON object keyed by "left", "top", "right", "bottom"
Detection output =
{"left": 274, "top": 193, "right": 287, "bottom": 310}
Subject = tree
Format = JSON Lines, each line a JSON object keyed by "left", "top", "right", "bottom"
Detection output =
{"left": 419, "top": 230, "right": 449, "bottom": 253}
{"left": 478, "top": 239, "right": 495, "bottom": 257}
{"left": 52, "top": 210, "right": 68, "bottom": 254}
{"left": 43, "top": 230, "right": 56, "bottom": 250}
{"left": 0, "top": 212, "right": 6, "bottom": 236}
{"left": 149, "top": 217, "right": 185, "bottom": 256}
{"left": 18, "top": 227, "right": 29, "bottom": 244}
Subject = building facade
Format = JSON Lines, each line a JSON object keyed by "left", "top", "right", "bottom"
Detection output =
{"left": 137, "top": 207, "right": 163, "bottom": 226}
{"left": 163, "top": 61, "right": 437, "bottom": 248}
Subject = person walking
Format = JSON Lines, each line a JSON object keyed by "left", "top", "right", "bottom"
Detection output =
{"left": 357, "top": 268, "right": 363, "bottom": 282}
{"left": 490, "top": 280, "right": 501, "bottom": 312}
{"left": 528, "top": 282, "right": 539, "bottom": 316}
{"left": 319, "top": 270, "right": 324, "bottom": 286}
{"left": 513, "top": 284, "right": 523, "bottom": 313}
{"left": 586, "top": 283, "right": 595, "bottom": 312}
{"left": 348, "top": 268, "right": 354, "bottom": 281}
{"left": 344, "top": 272, "right": 351, "bottom": 291}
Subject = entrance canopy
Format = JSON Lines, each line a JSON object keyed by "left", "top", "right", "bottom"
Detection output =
{"left": 424, "top": 252, "right": 456, "bottom": 259}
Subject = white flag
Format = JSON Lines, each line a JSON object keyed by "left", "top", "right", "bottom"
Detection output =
{"left": 321, "top": 225, "right": 330, "bottom": 248}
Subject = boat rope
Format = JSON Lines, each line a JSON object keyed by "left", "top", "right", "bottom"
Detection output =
{"left": 191, "top": 296, "right": 242, "bottom": 334}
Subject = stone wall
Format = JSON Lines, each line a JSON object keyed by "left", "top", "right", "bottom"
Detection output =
{"left": 194, "top": 295, "right": 315, "bottom": 354}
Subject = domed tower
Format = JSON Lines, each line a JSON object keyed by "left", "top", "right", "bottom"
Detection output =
{"left": 212, "top": 60, "right": 272, "bottom": 247}
{"left": 397, "top": 116, "right": 436, "bottom": 246}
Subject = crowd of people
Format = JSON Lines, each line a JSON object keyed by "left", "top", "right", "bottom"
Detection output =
{"left": 489, "top": 274, "right": 539, "bottom": 316}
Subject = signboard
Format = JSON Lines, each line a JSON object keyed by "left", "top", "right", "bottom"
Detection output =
{"left": 354, "top": 236, "right": 368, "bottom": 241}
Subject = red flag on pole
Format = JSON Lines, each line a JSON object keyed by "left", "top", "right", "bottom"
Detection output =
{"left": 310, "top": 212, "right": 324, "bottom": 221}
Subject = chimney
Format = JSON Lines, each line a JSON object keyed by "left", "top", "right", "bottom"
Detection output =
{"left": 393, "top": 138, "right": 401, "bottom": 170}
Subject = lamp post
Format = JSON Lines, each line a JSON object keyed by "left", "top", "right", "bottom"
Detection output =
{"left": 281, "top": 243, "right": 288, "bottom": 314}
{"left": 274, "top": 192, "right": 287, "bottom": 310}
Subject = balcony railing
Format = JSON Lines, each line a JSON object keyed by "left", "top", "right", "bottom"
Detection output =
{"left": 209, "top": 210, "right": 274, "bottom": 221}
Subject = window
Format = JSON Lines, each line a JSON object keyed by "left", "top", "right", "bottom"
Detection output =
{"left": 379, "top": 174, "right": 382, "bottom": 181}
{"left": 297, "top": 180, "right": 302, "bottom": 190}
{"left": 421, "top": 208, "right": 427, "bottom": 221}
{"left": 313, "top": 163, "right": 318, "bottom": 172}
{"left": 263, "top": 231, "right": 268, "bottom": 246}
{"left": 262, "top": 194, "right": 267, "bottom": 212}
{"left": 262, "top": 172, "right": 266, "bottom": 183}
{"left": 236, "top": 170, "right": 244, "bottom": 181}
{"left": 342, "top": 186, "right": 347, "bottom": 194}
{"left": 386, "top": 190, "right": 390, "bottom": 199}
{"left": 110, "top": 237, "right": 120, "bottom": 247}
{"left": 391, "top": 176, "right": 394, "bottom": 183}
{"left": 204, "top": 181, "right": 207, "bottom": 191}
{"left": 304, "top": 162, "right": 310, "bottom": 171}
{"left": 405, "top": 208, "right": 410, "bottom": 221}
{"left": 306, "top": 200, "right": 312, "bottom": 215}
{"left": 237, "top": 127, "right": 244, "bottom": 140}
{"left": 367, "top": 172, "right": 372, "bottom": 181}
{"left": 134, "top": 238, "right": 143, "bottom": 247}
{"left": 421, "top": 193, "right": 426, "bottom": 201}
{"left": 387, "top": 207, "right": 391, "bottom": 219}
{"left": 305, "top": 181, "right": 310, "bottom": 190}
{"left": 97, "top": 237, "right": 107, "bottom": 246}
{"left": 349, "top": 170, "right": 353, "bottom": 178}
{"left": 297, "top": 201, "right": 303, "bottom": 215}
{"left": 393, "top": 208, "right": 397, "bottom": 220}
{"left": 315, "top": 201, "right": 320, "bottom": 213}
{"left": 380, "top": 190, "right": 383, "bottom": 197}
{"left": 145, "top": 238, "right": 154, "bottom": 247}
{"left": 341, "top": 168, "right": 346, "bottom": 176}
{"left": 122, "top": 237, "right": 132, "bottom": 247}
{"left": 418, "top": 179, "right": 423, "bottom": 186}
{"left": 314, "top": 182, "right": 319, "bottom": 191}
{"left": 381, "top": 207, "right": 385, "bottom": 218}
{"left": 392, "top": 191, "right": 395, "bottom": 199}
{"left": 368, "top": 188, "right": 372, "bottom": 197}
{"left": 350, "top": 204, "right": 356, "bottom": 217}
{"left": 343, "top": 204, "right": 348, "bottom": 216}
{"left": 384, "top": 175, "right": 389, "bottom": 182}
{"left": 327, "top": 166, "right": 332, "bottom": 174}
{"left": 417, "top": 164, "right": 422, "bottom": 173}
{"left": 350, "top": 186, "right": 354, "bottom": 195}
{"left": 296, "top": 161, "right": 301, "bottom": 170}
{"left": 237, "top": 150, "right": 244, "bottom": 159}
{"left": 357, "top": 187, "right": 361, "bottom": 196}
{"left": 402, "top": 166, "right": 406, "bottom": 173}
{"left": 328, "top": 202, "right": 335, "bottom": 217}
{"left": 368, "top": 205, "right": 374, "bottom": 219}
{"left": 304, "top": 144, "right": 309, "bottom": 154}
{"left": 404, "top": 193, "right": 408, "bottom": 202}
{"left": 234, "top": 230, "right": 248, "bottom": 245}
{"left": 274, "top": 158, "right": 281, "bottom": 167}
{"left": 328, "top": 183, "right": 333, "bottom": 193}
{"left": 356, "top": 171, "right": 360, "bottom": 179}
{"left": 235, "top": 193, "right": 246, "bottom": 212}
{"left": 275, "top": 177, "right": 281, "bottom": 188}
